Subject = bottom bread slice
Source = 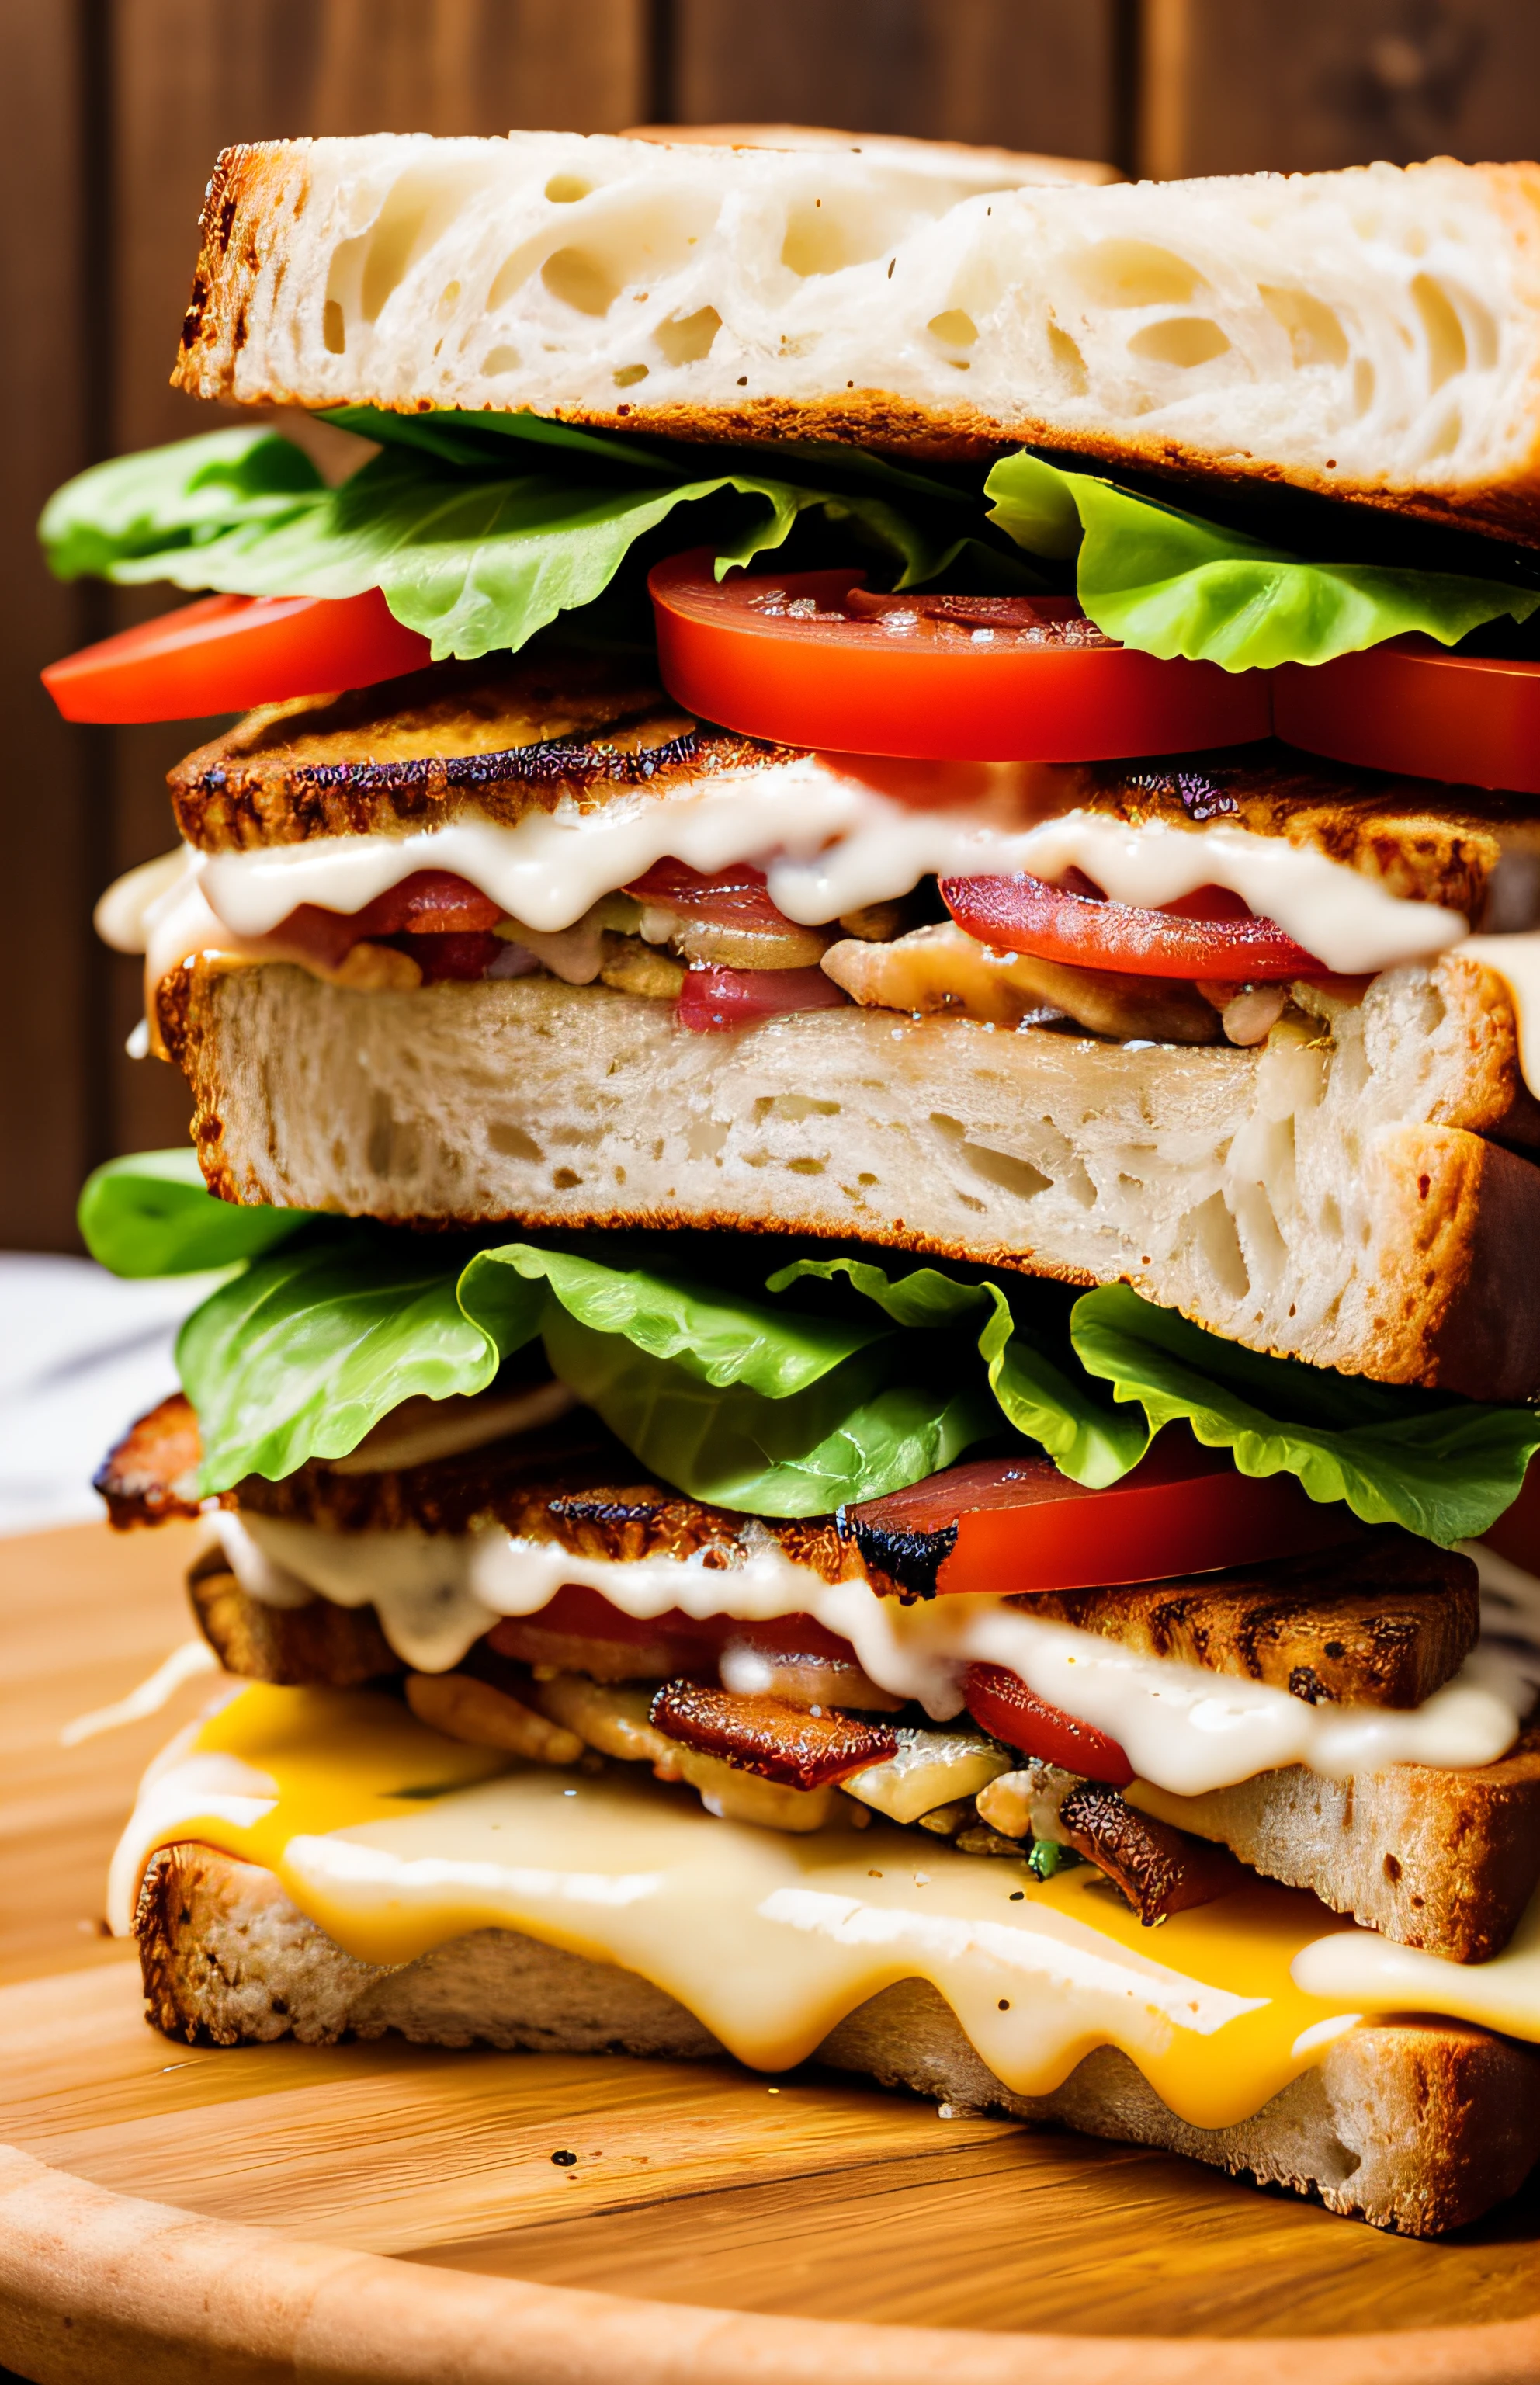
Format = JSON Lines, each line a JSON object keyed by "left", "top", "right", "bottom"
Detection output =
{"left": 135, "top": 1842, "right": 1540, "bottom": 2237}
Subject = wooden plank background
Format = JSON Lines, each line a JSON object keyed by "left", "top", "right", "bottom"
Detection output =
{"left": 3, "top": 0, "right": 1539, "bottom": 1249}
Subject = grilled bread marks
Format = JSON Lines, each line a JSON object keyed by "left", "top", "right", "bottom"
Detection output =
{"left": 167, "top": 652, "right": 765, "bottom": 847}
{"left": 165, "top": 959, "right": 1540, "bottom": 1395}
{"left": 1070, "top": 748, "right": 1540, "bottom": 925}
{"left": 1043, "top": 1537, "right": 1479, "bottom": 1710}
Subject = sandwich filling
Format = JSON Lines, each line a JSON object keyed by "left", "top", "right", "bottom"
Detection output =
{"left": 47, "top": 131, "right": 1540, "bottom": 2234}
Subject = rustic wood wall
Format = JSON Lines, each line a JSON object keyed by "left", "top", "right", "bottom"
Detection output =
{"left": 2, "top": 0, "right": 1538, "bottom": 1248}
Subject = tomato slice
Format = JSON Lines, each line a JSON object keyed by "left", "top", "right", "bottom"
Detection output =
{"left": 1275, "top": 637, "right": 1540, "bottom": 794}
{"left": 41, "top": 588, "right": 431, "bottom": 723}
{"left": 847, "top": 1435, "right": 1358, "bottom": 1599}
{"left": 649, "top": 552, "right": 1271, "bottom": 762}
{"left": 940, "top": 872, "right": 1323, "bottom": 981}
{"left": 962, "top": 1668, "right": 1133, "bottom": 1784}
{"left": 626, "top": 859, "right": 793, "bottom": 932}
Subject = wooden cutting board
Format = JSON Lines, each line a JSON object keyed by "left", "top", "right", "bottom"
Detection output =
{"left": 2, "top": 1520, "right": 1539, "bottom": 2385}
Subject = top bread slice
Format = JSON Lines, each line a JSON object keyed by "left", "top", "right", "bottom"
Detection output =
{"left": 174, "top": 134, "right": 1540, "bottom": 539}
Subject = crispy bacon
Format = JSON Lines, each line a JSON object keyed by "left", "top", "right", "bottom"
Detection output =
{"left": 1056, "top": 1781, "right": 1245, "bottom": 1925}
{"left": 649, "top": 1679, "right": 898, "bottom": 1791}
{"left": 94, "top": 1391, "right": 213, "bottom": 1529}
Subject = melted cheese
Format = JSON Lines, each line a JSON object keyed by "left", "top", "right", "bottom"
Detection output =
{"left": 218, "top": 1513, "right": 1536, "bottom": 1795}
{"left": 113, "top": 1682, "right": 1379, "bottom": 2129}
{"left": 100, "top": 753, "right": 1460, "bottom": 987}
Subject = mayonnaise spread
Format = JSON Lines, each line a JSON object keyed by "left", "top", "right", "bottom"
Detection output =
{"left": 210, "top": 1508, "right": 1538, "bottom": 1797}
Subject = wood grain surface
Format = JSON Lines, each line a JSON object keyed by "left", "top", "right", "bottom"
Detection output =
{"left": 3, "top": 1518, "right": 1540, "bottom": 2385}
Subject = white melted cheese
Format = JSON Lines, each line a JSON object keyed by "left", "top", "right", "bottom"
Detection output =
{"left": 107, "top": 1687, "right": 1540, "bottom": 2128}
{"left": 101, "top": 750, "right": 1461, "bottom": 979}
{"left": 216, "top": 1510, "right": 1537, "bottom": 1797}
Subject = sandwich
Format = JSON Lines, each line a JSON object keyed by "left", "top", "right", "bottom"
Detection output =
{"left": 44, "top": 127, "right": 1540, "bottom": 2235}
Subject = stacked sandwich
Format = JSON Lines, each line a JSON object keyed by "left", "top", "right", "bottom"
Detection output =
{"left": 49, "top": 129, "right": 1540, "bottom": 2233}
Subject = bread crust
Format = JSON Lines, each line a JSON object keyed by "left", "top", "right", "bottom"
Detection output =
{"left": 165, "top": 693, "right": 1540, "bottom": 936}
{"left": 1136, "top": 1724, "right": 1540, "bottom": 1963}
{"left": 170, "top": 141, "right": 1540, "bottom": 540}
{"left": 132, "top": 1842, "right": 1540, "bottom": 2234}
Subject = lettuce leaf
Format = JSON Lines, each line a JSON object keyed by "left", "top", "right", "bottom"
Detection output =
{"left": 40, "top": 428, "right": 967, "bottom": 661}
{"left": 1069, "top": 1284, "right": 1540, "bottom": 1544}
{"left": 769, "top": 1255, "right": 1145, "bottom": 1485}
{"left": 38, "top": 429, "right": 324, "bottom": 582}
{"left": 178, "top": 1233, "right": 505, "bottom": 1486}
{"left": 985, "top": 451, "right": 1540, "bottom": 671}
{"left": 77, "top": 1149, "right": 313, "bottom": 1278}
{"left": 78, "top": 1154, "right": 1540, "bottom": 1537}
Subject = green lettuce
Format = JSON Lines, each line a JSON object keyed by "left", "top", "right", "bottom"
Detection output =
{"left": 985, "top": 451, "right": 1540, "bottom": 671}
{"left": 1070, "top": 1284, "right": 1540, "bottom": 1545}
{"left": 43, "top": 416, "right": 1540, "bottom": 675}
{"left": 178, "top": 1234, "right": 500, "bottom": 1485}
{"left": 79, "top": 1152, "right": 1540, "bottom": 1538}
{"left": 39, "top": 425, "right": 975, "bottom": 663}
{"left": 76, "top": 1149, "right": 311, "bottom": 1278}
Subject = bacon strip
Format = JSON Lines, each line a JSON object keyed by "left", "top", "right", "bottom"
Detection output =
{"left": 94, "top": 1392, "right": 210, "bottom": 1528}
{"left": 1056, "top": 1781, "right": 1245, "bottom": 1925}
{"left": 649, "top": 1679, "right": 898, "bottom": 1791}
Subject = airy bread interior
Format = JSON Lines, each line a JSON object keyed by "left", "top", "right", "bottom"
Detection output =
{"left": 174, "top": 136, "right": 1540, "bottom": 533}
{"left": 134, "top": 1843, "right": 1540, "bottom": 2236}
{"left": 163, "top": 951, "right": 1540, "bottom": 1395}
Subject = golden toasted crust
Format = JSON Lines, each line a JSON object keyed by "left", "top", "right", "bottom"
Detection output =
{"left": 172, "top": 145, "right": 1540, "bottom": 541}
{"left": 133, "top": 1842, "right": 1540, "bottom": 2232}
{"left": 168, "top": 676, "right": 1540, "bottom": 927}
{"left": 166, "top": 654, "right": 792, "bottom": 850}
{"left": 1139, "top": 1724, "right": 1540, "bottom": 1963}
{"left": 1044, "top": 1533, "right": 1479, "bottom": 1709}
{"left": 187, "top": 1547, "right": 397, "bottom": 1685}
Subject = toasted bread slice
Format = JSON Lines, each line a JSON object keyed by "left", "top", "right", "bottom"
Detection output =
{"left": 167, "top": 655, "right": 775, "bottom": 849}
{"left": 1035, "top": 1538, "right": 1479, "bottom": 1711}
{"left": 1136, "top": 1727, "right": 1540, "bottom": 1965}
{"left": 166, "top": 683, "right": 1540, "bottom": 941}
{"left": 103, "top": 1392, "right": 1477, "bottom": 1710}
{"left": 133, "top": 1842, "right": 1540, "bottom": 2234}
{"left": 159, "top": 951, "right": 1540, "bottom": 1394}
{"left": 172, "top": 136, "right": 1540, "bottom": 539}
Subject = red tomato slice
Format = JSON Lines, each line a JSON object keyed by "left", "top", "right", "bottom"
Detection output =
{"left": 649, "top": 552, "right": 1271, "bottom": 762}
{"left": 677, "top": 963, "right": 848, "bottom": 1032}
{"left": 940, "top": 872, "right": 1323, "bottom": 981}
{"left": 626, "top": 859, "right": 793, "bottom": 932}
{"left": 1275, "top": 637, "right": 1540, "bottom": 794}
{"left": 41, "top": 588, "right": 431, "bottom": 723}
{"left": 847, "top": 1434, "right": 1358, "bottom": 1598}
{"left": 962, "top": 1668, "right": 1133, "bottom": 1784}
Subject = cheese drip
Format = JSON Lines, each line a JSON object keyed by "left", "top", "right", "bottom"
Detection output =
{"left": 113, "top": 1682, "right": 1377, "bottom": 2131}
{"left": 214, "top": 1511, "right": 1536, "bottom": 1797}
{"left": 99, "top": 753, "right": 1462, "bottom": 991}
